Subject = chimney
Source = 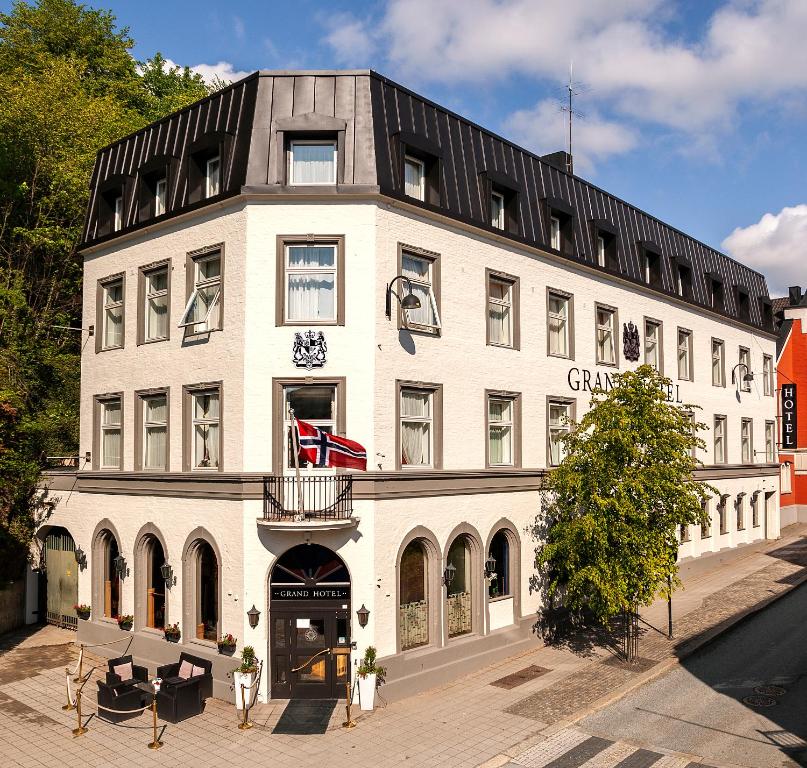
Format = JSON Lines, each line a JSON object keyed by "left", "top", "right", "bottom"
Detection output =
{"left": 541, "top": 151, "right": 573, "bottom": 174}
{"left": 789, "top": 286, "right": 803, "bottom": 306}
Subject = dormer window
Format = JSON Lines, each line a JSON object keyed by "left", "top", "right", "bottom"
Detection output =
{"left": 760, "top": 298, "right": 773, "bottom": 330}
{"left": 550, "top": 216, "right": 561, "bottom": 250}
{"left": 154, "top": 177, "right": 167, "bottom": 216}
{"left": 709, "top": 276, "right": 724, "bottom": 311}
{"left": 289, "top": 140, "right": 336, "bottom": 185}
{"left": 736, "top": 287, "right": 750, "bottom": 321}
{"left": 591, "top": 221, "right": 618, "bottom": 271}
{"left": 546, "top": 199, "right": 574, "bottom": 255}
{"left": 405, "top": 155, "right": 425, "bottom": 201}
{"left": 597, "top": 235, "right": 606, "bottom": 267}
{"left": 113, "top": 195, "right": 123, "bottom": 232}
{"left": 205, "top": 155, "right": 220, "bottom": 197}
{"left": 491, "top": 190, "right": 505, "bottom": 230}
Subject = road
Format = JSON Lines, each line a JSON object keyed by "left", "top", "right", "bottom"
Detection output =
{"left": 578, "top": 580, "right": 807, "bottom": 767}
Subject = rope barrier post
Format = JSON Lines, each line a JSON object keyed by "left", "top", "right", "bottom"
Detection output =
{"left": 73, "top": 645, "right": 84, "bottom": 683}
{"left": 62, "top": 668, "right": 75, "bottom": 711}
{"left": 238, "top": 683, "right": 253, "bottom": 730}
{"left": 147, "top": 691, "right": 162, "bottom": 750}
{"left": 71, "top": 689, "right": 87, "bottom": 737}
{"left": 342, "top": 679, "right": 356, "bottom": 729}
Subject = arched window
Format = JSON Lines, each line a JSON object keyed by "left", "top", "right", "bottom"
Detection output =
{"left": 145, "top": 537, "right": 166, "bottom": 630}
{"left": 446, "top": 536, "right": 472, "bottom": 638}
{"left": 488, "top": 530, "right": 510, "bottom": 599}
{"left": 399, "top": 540, "right": 429, "bottom": 650}
{"left": 196, "top": 541, "right": 219, "bottom": 641}
{"left": 100, "top": 531, "right": 121, "bottom": 619}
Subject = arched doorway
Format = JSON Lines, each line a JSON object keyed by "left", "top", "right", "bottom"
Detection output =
{"left": 270, "top": 544, "right": 351, "bottom": 699}
{"left": 145, "top": 536, "right": 166, "bottom": 629}
{"left": 44, "top": 528, "right": 78, "bottom": 628}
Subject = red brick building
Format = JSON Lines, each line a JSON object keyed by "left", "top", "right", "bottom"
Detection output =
{"left": 776, "top": 287, "right": 807, "bottom": 524}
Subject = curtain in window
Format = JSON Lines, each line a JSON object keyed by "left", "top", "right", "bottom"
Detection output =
{"left": 144, "top": 397, "right": 166, "bottom": 469}
{"left": 101, "top": 401, "right": 121, "bottom": 467}
{"left": 193, "top": 393, "right": 219, "bottom": 469}
{"left": 147, "top": 296, "right": 168, "bottom": 339}
{"left": 401, "top": 390, "right": 431, "bottom": 465}
{"left": 402, "top": 254, "right": 435, "bottom": 327}
{"left": 104, "top": 307, "right": 122, "bottom": 347}
{"left": 488, "top": 399, "right": 512, "bottom": 465}
{"left": 597, "top": 311, "right": 614, "bottom": 363}
{"left": 488, "top": 281, "right": 511, "bottom": 345}
{"left": 292, "top": 143, "right": 335, "bottom": 184}
{"left": 548, "top": 295, "right": 567, "bottom": 356}
{"left": 286, "top": 246, "right": 336, "bottom": 321}
{"left": 404, "top": 159, "right": 423, "bottom": 199}
{"left": 548, "top": 403, "right": 569, "bottom": 465}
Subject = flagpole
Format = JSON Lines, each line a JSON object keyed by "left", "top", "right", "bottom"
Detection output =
{"left": 289, "top": 408, "right": 304, "bottom": 522}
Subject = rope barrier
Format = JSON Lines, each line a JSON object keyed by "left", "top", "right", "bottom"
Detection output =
{"left": 95, "top": 702, "right": 152, "bottom": 715}
{"left": 70, "top": 635, "right": 132, "bottom": 683}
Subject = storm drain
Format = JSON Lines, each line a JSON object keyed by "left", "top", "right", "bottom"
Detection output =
{"left": 754, "top": 684, "right": 787, "bottom": 697}
{"left": 743, "top": 694, "right": 777, "bottom": 707}
{"left": 491, "top": 665, "right": 550, "bottom": 689}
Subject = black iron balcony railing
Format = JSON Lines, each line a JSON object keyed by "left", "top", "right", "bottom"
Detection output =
{"left": 262, "top": 475, "right": 354, "bottom": 521}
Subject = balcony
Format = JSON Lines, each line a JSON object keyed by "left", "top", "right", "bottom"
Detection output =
{"left": 260, "top": 475, "right": 357, "bottom": 531}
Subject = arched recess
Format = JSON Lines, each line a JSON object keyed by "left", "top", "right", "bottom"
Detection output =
{"left": 91, "top": 519, "right": 123, "bottom": 619}
{"left": 443, "top": 523, "right": 484, "bottom": 642}
{"left": 134, "top": 523, "right": 170, "bottom": 631}
{"left": 182, "top": 527, "right": 222, "bottom": 643}
{"left": 395, "top": 526, "right": 442, "bottom": 654}
{"left": 484, "top": 519, "right": 522, "bottom": 630}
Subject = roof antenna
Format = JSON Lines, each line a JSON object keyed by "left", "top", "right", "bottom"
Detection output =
{"left": 560, "top": 60, "right": 582, "bottom": 175}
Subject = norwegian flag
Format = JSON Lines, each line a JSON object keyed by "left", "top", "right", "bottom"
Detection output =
{"left": 295, "top": 419, "right": 367, "bottom": 471}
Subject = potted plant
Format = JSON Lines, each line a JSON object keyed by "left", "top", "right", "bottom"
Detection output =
{"left": 117, "top": 614, "right": 133, "bottom": 631}
{"left": 356, "top": 646, "right": 386, "bottom": 711}
{"left": 217, "top": 633, "right": 237, "bottom": 655}
{"left": 74, "top": 604, "right": 91, "bottom": 620}
{"left": 164, "top": 622, "right": 181, "bottom": 642}
{"left": 233, "top": 645, "right": 258, "bottom": 710}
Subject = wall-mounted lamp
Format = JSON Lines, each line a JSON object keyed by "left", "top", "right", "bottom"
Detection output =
{"left": 113, "top": 553, "right": 127, "bottom": 579}
{"left": 731, "top": 363, "right": 754, "bottom": 388}
{"left": 385, "top": 275, "right": 421, "bottom": 320}
{"left": 74, "top": 546, "right": 87, "bottom": 571}
{"left": 442, "top": 562, "right": 456, "bottom": 588}
{"left": 484, "top": 554, "right": 496, "bottom": 579}
{"left": 247, "top": 604, "right": 261, "bottom": 629}
{"left": 356, "top": 603, "right": 370, "bottom": 628}
{"left": 160, "top": 562, "right": 175, "bottom": 588}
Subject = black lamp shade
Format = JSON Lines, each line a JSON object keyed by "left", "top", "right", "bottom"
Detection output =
{"left": 74, "top": 546, "right": 85, "bottom": 566}
{"left": 443, "top": 562, "right": 456, "bottom": 586}
{"left": 113, "top": 554, "right": 126, "bottom": 578}
{"left": 247, "top": 604, "right": 261, "bottom": 629}
{"left": 401, "top": 293, "right": 421, "bottom": 310}
{"left": 160, "top": 562, "right": 173, "bottom": 584}
{"left": 485, "top": 555, "right": 496, "bottom": 577}
{"left": 356, "top": 603, "right": 370, "bottom": 628}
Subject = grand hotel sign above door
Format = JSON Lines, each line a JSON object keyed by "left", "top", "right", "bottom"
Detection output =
{"left": 271, "top": 586, "right": 350, "bottom": 601}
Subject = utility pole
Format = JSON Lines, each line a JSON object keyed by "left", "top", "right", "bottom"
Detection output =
{"left": 560, "top": 61, "right": 583, "bottom": 176}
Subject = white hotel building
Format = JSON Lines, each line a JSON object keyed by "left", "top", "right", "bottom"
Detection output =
{"left": 41, "top": 70, "right": 780, "bottom": 702}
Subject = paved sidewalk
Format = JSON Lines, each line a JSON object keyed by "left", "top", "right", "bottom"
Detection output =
{"left": 1, "top": 525, "right": 806, "bottom": 768}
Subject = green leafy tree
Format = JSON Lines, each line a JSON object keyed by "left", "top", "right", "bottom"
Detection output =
{"left": 0, "top": 0, "right": 211, "bottom": 583}
{"left": 534, "top": 365, "right": 713, "bottom": 661}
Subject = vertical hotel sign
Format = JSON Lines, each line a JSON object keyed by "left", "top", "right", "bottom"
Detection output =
{"left": 782, "top": 384, "right": 798, "bottom": 450}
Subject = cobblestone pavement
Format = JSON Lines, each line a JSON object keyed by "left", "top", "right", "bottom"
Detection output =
{"left": 1, "top": 529, "right": 806, "bottom": 768}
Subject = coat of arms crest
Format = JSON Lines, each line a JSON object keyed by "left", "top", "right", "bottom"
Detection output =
{"left": 292, "top": 330, "right": 327, "bottom": 370}
{"left": 623, "top": 321, "right": 640, "bottom": 362}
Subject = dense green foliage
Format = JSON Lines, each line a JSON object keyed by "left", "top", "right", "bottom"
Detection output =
{"left": 535, "top": 365, "right": 713, "bottom": 638}
{"left": 0, "top": 0, "right": 212, "bottom": 582}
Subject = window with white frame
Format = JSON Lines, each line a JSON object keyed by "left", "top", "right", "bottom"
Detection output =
{"left": 596, "top": 307, "right": 616, "bottom": 365}
{"left": 285, "top": 244, "right": 337, "bottom": 323}
{"left": 714, "top": 416, "right": 726, "bottom": 464}
{"left": 404, "top": 155, "right": 425, "bottom": 201}
{"left": 739, "top": 347, "right": 751, "bottom": 391}
{"left": 179, "top": 252, "right": 221, "bottom": 333}
{"left": 401, "top": 251, "right": 440, "bottom": 332}
{"left": 102, "top": 278, "right": 124, "bottom": 349}
{"left": 548, "top": 400, "right": 572, "bottom": 466}
{"left": 677, "top": 329, "right": 692, "bottom": 380}
{"left": 644, "top": 320, "right": 661, "bottom": 370}
{"left": 289, "top": 140, "right": 336, "bottom": 185}
{"left": 205, "top": 155, "right": 220, "bottom": 198}
{"left": 550, "top": 216, "right": 561, "bottom": 250}
{"left": 547, "top": 292, "right": 570, "bottom": 357}
{"left": 154, "top": 177, "right": 167, "bottom": 216}
{"left": 191, "top": 389, "right": 220, "bottom": 470}
{"left": 144, "top": 266, "right": 168, "bottom": 341}
{"left": 400, "top": 387, "right": 433, "bottom": 467}
{"left": 488, "top": 276, "right": 512, "bottom": 347}
{"left": 712, "top": 339, "right": 724, "bottom": 387}
{"left": 763, "top": 355, "right": 773, "bottom": 396}
{"left": 488, "top": 396, "right": 514, "bottom": 466}
{"left": 143, "top": 394, "right": 167, "bottom": 470}
{"left": 491, "top": 191, "right": 505, "bottom": 230}
{"left": 765, "top": 420, "right": 776, "bottom": 462}
{"left": 100, "top": 398, "right": 122, "bottom": 469}
{"left": 113, "top": 195, "right": 123, "bottom": 232}
{"left": 283, "top": 384, "right": 336, "bottom": 470}
{"left": 597, "top": 235, "right": 606, "bottom": 267}
{"left": 741, "top": 418, "right": 753, "bottom": 463}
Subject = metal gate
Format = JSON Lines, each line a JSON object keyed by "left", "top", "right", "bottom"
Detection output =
{"left": 45, "top": 529, "right": 78, "bottom": 629}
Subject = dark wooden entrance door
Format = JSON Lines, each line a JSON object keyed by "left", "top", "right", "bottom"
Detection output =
{"left": 271, "top": 608, "right": 351, "bottom": 699}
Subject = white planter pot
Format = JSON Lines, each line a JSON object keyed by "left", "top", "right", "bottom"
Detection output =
{"left": 233, "top": 670, "right": 256, "bottom": 710}
{"left": 357, "top": 673, "right": 376, "bottom": 711}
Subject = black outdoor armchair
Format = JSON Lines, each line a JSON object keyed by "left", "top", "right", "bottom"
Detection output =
{"left": 105, "top": 654, "right": 149, "bottom": 687}
{"left": 157, "top": 652, "right": 213, "bottom": 701}
{"left": 155, "top": 652, "right": 214, "bottom": 723}
{"left": 96, "top": 680, "right": 147, "bottom": 723}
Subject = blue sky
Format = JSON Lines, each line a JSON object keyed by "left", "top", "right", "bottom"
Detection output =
{"left": 16, "top": 0, "right": 807, "bottom": 294}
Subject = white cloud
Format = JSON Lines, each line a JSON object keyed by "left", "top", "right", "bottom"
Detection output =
{"left": 163, "top": 58, "right": 252, "bottom": 86}
{"left": 324, "top": 0, "right": 807, "bottom": 144}
{"left": 505, "top": 99, "right": 637, "bottom": 172}
{"left": 722, "top": 205, "right": 807, "bottom": 296}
